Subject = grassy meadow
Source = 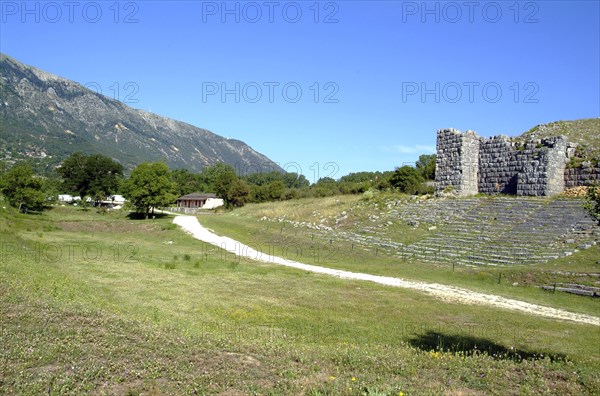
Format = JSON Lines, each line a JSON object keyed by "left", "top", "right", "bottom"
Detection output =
{"left": 1, "top": 196, "right": 599, "bottom": 395}
{"left": 201, "top": 195, "right": 600, "bottom": 317}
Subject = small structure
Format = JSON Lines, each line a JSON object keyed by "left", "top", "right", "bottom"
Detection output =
{"left": 58, "top": 194, "right": 81, "bottom": 203}
{"left": 176, "top": 193, "right": 224, "bottom": 210}
{"left": 98, "top": 194, "right": 126, "bottom": 209}
{"left": 108, "top": 195, "right": 126, "bottom": 205}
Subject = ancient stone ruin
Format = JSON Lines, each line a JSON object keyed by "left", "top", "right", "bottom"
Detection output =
{"left": 435, "top": 128, "right": 599, "bottom": 196}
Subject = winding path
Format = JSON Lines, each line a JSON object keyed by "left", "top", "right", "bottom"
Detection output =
{"left": 173, "top": 215, "right": 600, "bottom": 326}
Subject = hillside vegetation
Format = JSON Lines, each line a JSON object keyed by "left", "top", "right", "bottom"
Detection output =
{"left": 520, "top": 118, "right": 600, "bottom": 164}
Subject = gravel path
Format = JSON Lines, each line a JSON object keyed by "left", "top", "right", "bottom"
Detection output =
{"left": 173, "top": 215, "right": 600, "bottom": 326}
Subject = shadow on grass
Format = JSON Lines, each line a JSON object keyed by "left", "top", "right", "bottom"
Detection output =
{"left": 126, "top": 212, "right": 171, "bottom": 220}
{"left": 409, "top": 331, "right": 568, "bottom": 362}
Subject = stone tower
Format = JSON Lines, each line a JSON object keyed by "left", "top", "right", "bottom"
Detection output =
{"left": 435, "top": 128, "right": 480, "bottom": 196}
{"left": 516, "top": 136, "right": 569, "bottom": 196}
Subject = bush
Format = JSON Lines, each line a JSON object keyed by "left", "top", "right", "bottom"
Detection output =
{"left": 390, "top": 166, "right": 424, "bottom": 195}
{"left": 417, "top": 184, "right": 435, "bottom": 195}
{"left": 361, "top": 189, "right": 376, "bottom": 200}
{"left": 585, "top": 185, "right": 600, "bottom": 224}
{"left": 339, "top": 181, "right": 370, "bottom": 195}
{"left": 283, "top": 188, "right": 299, "bottom": 200}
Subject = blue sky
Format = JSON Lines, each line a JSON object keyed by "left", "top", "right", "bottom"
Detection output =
{"left": 1, "top": 1, "right": 599, "bottom": 181}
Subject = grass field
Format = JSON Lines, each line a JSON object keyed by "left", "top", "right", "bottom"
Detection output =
{"left": 1, "top": 198, "right": 599, "bottom": 395}
{"left": 200, "top": 195, "right": 600, "bottom": 317}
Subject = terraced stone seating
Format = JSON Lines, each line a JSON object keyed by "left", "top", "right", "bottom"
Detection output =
{"left": 397, "top": 198, "right": 598, "bottom": 266}
{"left": 541, "top": 283, "right": 600, "bottom": 297}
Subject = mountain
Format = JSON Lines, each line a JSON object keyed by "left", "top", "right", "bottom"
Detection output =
{"left": 0, "top": 53, "right": 282, "bottom": 174}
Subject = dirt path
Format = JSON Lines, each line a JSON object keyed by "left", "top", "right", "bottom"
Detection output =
{"left": 173, "top": 215, "right": 600, "bottom": 326}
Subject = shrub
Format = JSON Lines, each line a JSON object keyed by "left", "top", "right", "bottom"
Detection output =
{"left": 390, "top": 166, "right": 423, "bottom": 195}
{"left": 417, "top": 184, "right": 435, "bottom": 195}
{"left": 585, "top": 184, "right": 600, "bottom": 224}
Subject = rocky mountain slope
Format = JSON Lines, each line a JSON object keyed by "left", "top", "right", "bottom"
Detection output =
{"left": 0, "top": 53, "right": 282, "bottom": 173}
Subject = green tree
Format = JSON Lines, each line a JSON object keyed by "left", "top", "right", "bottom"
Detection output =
{"left": 390, "top": 166, "right": 423, "bottom": 194}
{"left": 375, "top": 171, "right": 394, "bottom": 190}
{"left": 244, "top": 172, "right": 309, "bottom": 201}
{"left": 40, "top": 171, "right": 64, "bottom": 203}
{"left": 227, "top": 179, "right": 251, "bottom": 207}
{"left": 416, "top": 154, "right": 436, "bottom": 180}
{"left": 265, "top": 180, "right": 285, "bottom": 201}
{"left": 58, "top": 153, "right": 123, "bottom": 203}
{"left": 338, "top": 181, "right": 370, "bottom": 194}
{"left": 314, "top": 177, "right": 339, "bottom": 197}
{"left": 340, "top": 171, "right": 379, "bottom": 184}
{"left": 0, "top": 163, "right": 46, "bottom": 212}
{"left": 201, "top": 163, "right": 262, "bottom": 208}
{"left": 201, "top": 163, "right": 235, "bottom": 193}
{"left": 585, "top": 184, "right": 600, "bottom": 224}
{"left": 171, "top": 169, "right": 207, "bottom": 196}
{"left": 282, "top": 172, "right": 310, "bottom": 189}
{"left": 123, "top": 162, "right": 177, "bottom": 217}
{"left": 244, "top": 171, "right": 283, "bottom": 187}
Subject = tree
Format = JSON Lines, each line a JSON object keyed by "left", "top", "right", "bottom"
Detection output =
{"left": 227, "top": 179, "right": 251, "bottom": 207}
{"left": 338, "top": 181, "right": 370, "bottom": 194}
{"left": 209, "top": 164, "right": 238, "bottom": 202}
{"left": 58, "top": 153, "right": 123, "bottom": 203}
{"left": 314, "top": 177, "right": 339, "bottom": 197}
{"left": 585, "top": 184, "right": 600, "bottom": 224}
{"left": 282, "top": 172, "right": 310, "bottom": 189}
{"left": 416, "top": 154, "right": 436, "bottom": 180}
{"left": 40, "top": 172, "right": 64, "bottom": 203}
{"left": 0, "top": 163, "right": 46, "bottom": 212}
{"left": 244, "top": 171, "right": 282, "bottom": 187}
{"left": 202, "top": 163, "right": 237, "bottom": 195}
{"left": 171, "top": 169, "right": 207, "bottom": 196}
{"left": 264, "top": 180, "right": 285, "bottom": 201}
{"left": 123, "top": 162, "right": 177, "bottom": 217}
{"left": 390, "top": 166, "right": 423, "bottom": 194}
{"left": 375, "top": 171, "right": 394, "bottom": 190}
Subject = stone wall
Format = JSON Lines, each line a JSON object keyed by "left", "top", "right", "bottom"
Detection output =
{"left": 514, "top": 137, "right": 569, "bottom": 196}
{"left": 435, "top": 128, "right": 479, "bottom": 196}
{"left": 565, "top": 166, "right": 600, "bottom": 187}
{"left": 435, "top": 129, "right": 580, "bottom": 196}
{"left": 478, "top": 135, "right": 519, "bottom": 194}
